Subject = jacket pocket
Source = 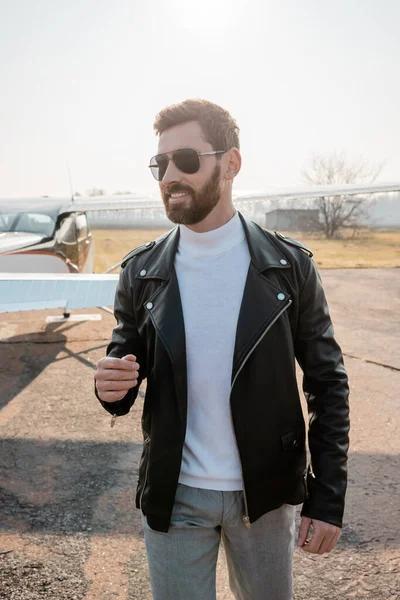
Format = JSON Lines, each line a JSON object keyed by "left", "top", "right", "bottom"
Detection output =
{"left": 281, "top": 430, "right": 305, "bottom": 451}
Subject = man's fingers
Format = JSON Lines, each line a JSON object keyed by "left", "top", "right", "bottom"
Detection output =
{"left": 314, "top": 521, "right": 341, "bottom": 554}
{"left": 318, "top": 530, "right": 337, "bottom": 554}
{"left": 95, "top": 355, "right": 141, "bottom": 403}
{"left": 297, "top": 517, "right": 311, "bottom": 547}
{"left": 122, "top": 354, "right": 137, "bottom": 362}
{"left": 97, "top": 357, "right": 139, "bottom": 371}
{"left": 302, "top": 528, "right": 324, "bottom": 554}
{"left": 97, "top": 368, "right": 139, "bottom": 381}
{"left": 300, "top": 519, "right": 341, "bottom": 554}
{"left": 98, "top": 379, "right": 138, "bottom": 392}
{"left": 326, "top": 529, "right": 341, "bottom": 553}
{"left": 308, "top": 527, "right": 338, "bottom": 554}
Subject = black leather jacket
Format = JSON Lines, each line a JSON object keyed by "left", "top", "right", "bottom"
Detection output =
{"left": 97, "top": 214, "right": 350, "bottom": 532}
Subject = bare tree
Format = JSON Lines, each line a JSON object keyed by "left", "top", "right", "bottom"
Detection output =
{"left": 302, "top": 153, "right": 384, "bottom": 238}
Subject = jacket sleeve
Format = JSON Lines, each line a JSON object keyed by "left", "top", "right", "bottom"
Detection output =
{"left": 95, "top": 268, "right": 147, "bottom": 416}
{"left": 294, "top": 258, "right": 350, "bottom": 528}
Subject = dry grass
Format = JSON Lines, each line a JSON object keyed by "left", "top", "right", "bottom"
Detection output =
{"left": 92, "top": 229, "right": 169, "bottom": 273}
{"left": 287, "top": 228, "right": 400, "bottom": 269}
{"left": 92, "top": 227, "right": 400, "bottom": 273}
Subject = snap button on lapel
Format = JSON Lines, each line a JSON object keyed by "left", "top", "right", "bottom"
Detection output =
{"left": 277, "top": 293, "right": 285, "bottom": 301}
{"left": 140, "top": 269, "right": 147, "bottom": 276}
{"left": 146, "top": 302, "right": 153, "bottom": 309}
{"left": 280, "top": 259, "right": 288, "bottom": 265}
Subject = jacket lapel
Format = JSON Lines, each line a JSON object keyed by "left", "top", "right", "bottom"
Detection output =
{"left": 138, "top": 228, "right": 187, "bottom": 429}
{"left": 232, "top": 216, "right": 292, "bottom": 384}
{"left": 232, "top": 265, "right": 291, "bottom": 381}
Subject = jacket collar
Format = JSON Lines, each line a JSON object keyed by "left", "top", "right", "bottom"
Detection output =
{"left": 238, "top": 213, "right": 291, "bottom": 272}
{"left": 136, "top": 212, "right": 290, "bottom": 281}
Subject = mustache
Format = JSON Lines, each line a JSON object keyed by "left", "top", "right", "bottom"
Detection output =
{"left": 164, "top": 183, "right": 194, "bottom": 197}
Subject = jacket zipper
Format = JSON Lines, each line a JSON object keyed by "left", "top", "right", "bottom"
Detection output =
{"left": 110, "top": 413, "right": 117, "bottom": 427}
{"left": 230, "top": 299, "right": 292, "bottom": 529}
{"left": 139, "top": 436, "right": 151, "bottom": 512}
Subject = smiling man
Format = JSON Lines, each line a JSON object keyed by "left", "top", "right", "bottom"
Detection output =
{"left": 158, "top": 126, "right": 224, "bottom": 226}
{"left": 94, "top": 99, "right": 350, "bottom": 600}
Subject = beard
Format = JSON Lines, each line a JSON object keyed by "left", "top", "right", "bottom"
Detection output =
{"left": 162, "top": 164, "right": 221, "bottom": 225}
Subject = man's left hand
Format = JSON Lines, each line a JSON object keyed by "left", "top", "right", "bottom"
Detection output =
{"left": 297, "top": 517, "right": 341, "bottom": 554}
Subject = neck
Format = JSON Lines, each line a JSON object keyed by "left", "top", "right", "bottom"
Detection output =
{"left": 186, "top": 200, "right": 236, "bottom": 233}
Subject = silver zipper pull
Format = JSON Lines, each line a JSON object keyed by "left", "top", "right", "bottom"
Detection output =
{"left": 242, "top": 515, "right": 251, "bottom": 529}
{"left": 110, "top": 414, "right": 117, "bottom": 428}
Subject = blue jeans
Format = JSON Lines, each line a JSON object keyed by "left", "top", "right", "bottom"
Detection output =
{"left": 141, "top": 483, "right": 296, "bottom": 600}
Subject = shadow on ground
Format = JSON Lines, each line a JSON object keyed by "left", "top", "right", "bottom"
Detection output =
{"left": 0, "top": 437, "right": 399, "bottom": 550}
{"left": 0, "top": 323, "right": 106, "bottom": 410}
{"left": 0, "top": 438, "right": 142, "bottom": 536}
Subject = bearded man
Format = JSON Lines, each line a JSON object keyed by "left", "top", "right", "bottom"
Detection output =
{"left": 94, "top": 99, "right": 350, "bottom": 600}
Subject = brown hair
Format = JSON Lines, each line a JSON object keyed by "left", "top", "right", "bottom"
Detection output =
{"left": 153, "top": 99, "right": 240, "bottom": 151}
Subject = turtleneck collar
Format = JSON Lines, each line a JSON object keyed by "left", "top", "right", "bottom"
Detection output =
{"left": 178, "top": 212, "right": 245, "bottom": 258}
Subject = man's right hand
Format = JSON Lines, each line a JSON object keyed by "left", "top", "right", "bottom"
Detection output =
{"left": 95, "top": 354, "right": 140, "bottom": 402}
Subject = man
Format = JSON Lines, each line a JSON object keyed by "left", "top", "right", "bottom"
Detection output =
{"left": 94, "top": 99, "right": 350, "bottom": 600}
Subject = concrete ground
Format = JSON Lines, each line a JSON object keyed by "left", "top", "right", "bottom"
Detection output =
{"left": 0, "top": 268, "right": 399, "bottom": 599}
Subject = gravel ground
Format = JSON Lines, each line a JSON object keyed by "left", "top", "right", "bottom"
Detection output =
{"left": 0, "top": 269, "right": 399, "bottom": 599}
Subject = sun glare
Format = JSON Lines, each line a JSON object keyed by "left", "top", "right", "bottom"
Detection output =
{"left": 172, "top": 0, "right": 243, "bottom": 32}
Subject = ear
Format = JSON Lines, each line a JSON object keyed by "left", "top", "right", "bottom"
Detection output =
{"left": 224, "top": 148, "right": 242, "bottom": 180}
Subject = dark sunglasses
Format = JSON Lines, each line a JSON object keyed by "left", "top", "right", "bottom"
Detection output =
{"left": 148, "top": 148, "right": 227, "bottom": 181}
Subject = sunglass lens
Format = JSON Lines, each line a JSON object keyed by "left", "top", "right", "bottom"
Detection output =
{"left": 149, "top": 155, "right": 168, "bottom": 181}
{"left": 173, "top": 148, "right": 200, "bottom": 174}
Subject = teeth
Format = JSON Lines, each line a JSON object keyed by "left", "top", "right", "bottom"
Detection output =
{"left": 170, "top": 192, "right": 188, "bottom": 198}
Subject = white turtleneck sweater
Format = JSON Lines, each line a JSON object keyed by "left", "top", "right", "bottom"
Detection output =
{"left": 175, "top": 212, "right": 251, "bottom": 491}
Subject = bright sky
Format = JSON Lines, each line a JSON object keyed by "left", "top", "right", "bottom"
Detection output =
{"left": 1, "top": 0, "right": 399, "bottom": 197}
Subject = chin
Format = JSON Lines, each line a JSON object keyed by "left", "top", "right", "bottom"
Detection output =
{"left": 167, "top": 212, "right": 194, "bottom": 225}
